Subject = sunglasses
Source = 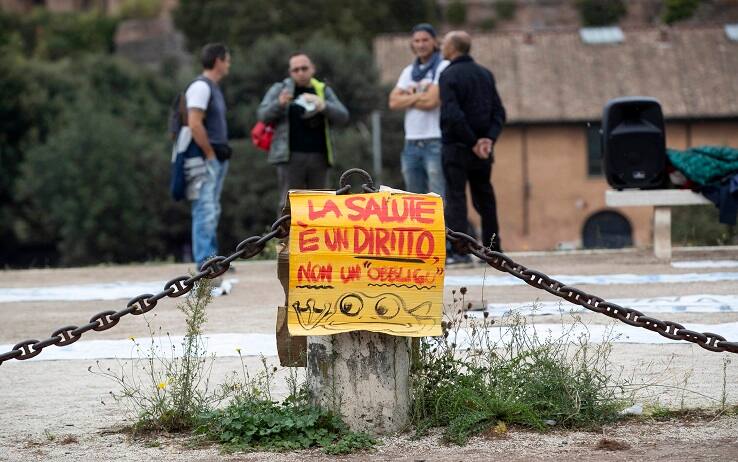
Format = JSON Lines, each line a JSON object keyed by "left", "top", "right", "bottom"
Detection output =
{"left": 290, "top": 66, "right": 310, "bottom": 73}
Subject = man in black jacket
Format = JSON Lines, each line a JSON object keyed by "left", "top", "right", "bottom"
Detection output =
{"left": 439, "top": 31, "right": 506, "bottom": 255}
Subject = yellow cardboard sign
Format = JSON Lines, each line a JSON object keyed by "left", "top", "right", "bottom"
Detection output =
{"left": 287, "top": 190, "right": 445, "bottom": 337}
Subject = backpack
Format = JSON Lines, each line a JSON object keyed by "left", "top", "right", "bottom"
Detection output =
{"left": 251, "top": 121, "right": 275, "bottom": 151}
{"left": 168, "top": 76, "right": 213, "bottom": 140}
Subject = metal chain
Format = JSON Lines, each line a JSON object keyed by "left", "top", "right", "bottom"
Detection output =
{"left": 0, "top": 214, "right": 292, "bottom": 365}
{"left": 0, "top": 169, "right": 376, "bottom": 366}
{"left": 446, "top": 229, "right": 738, "bottom": 355}
{"left": 2, "top": 167, "right": 737, "bottom": 364}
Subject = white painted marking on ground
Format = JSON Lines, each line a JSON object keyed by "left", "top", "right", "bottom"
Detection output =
{"left": 2, "top": 270, "right": 736, "bottom": 303}
{"left": 0, "top": 279, "right": 238, "bottom": 303}
{"left": 0, "top": 333, "right": 275, "bottom": 362}
{"left": 3, "top": 322, "right": 738, "bottom": 362}
{"left": 472, "top": 294, "right": 738, "bottom": 316}
{"left": 448, "top": 322, "right": 738, "bottom": 349}
{"left": 444, "top": 272, "right": 738, "bottom": 287}
{"left": 672, "top": 260, "right": 738, "bottom": 269}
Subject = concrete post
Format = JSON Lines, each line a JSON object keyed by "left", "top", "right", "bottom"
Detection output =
{"left": 306, "top": 332, "right": 411, "bottom": 434}
{"left": 653, "top": 206, "right": 672, "bottom": 260}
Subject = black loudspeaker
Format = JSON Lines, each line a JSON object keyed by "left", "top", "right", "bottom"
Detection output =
{"left": 602, "top": 96, "right": 666, "bottom": 189}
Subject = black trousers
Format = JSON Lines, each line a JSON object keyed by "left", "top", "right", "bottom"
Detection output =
{"left": 442, "top": 143, "right": 501, "bottom": 251}
{"left": 277, "top": 151, "right": 329, "bottom": 213}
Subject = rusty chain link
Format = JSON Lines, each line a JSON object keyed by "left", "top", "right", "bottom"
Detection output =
{"left": 446, "top": 228, "right": 738, "bottom": 355}
{"left": 0, "top": 213, "right": 292, "bottom": 365}
{"left": 2, "top": 168, "right": 737, "bottom": 365}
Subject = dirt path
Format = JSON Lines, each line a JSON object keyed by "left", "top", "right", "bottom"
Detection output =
{"left": 2, "top": 248, "right": 738, "bottom": 460}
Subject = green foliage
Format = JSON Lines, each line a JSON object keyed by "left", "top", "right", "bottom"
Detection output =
{"left": 323, "top": 431, "right": 377, "bottom": 455}
{"left": 13, "top": 55, "right": 186, "bottom": 266}
{"left": 173, "top": 0, "right": 438, "bottom": 52}
{"left": 119, "top": 0, "right": 164, "bottom": 20}
{"left": 672, "top": 205, "right": 738, "bottom": 246}
{"left": 0, "top": 9, "right": 118, "bottom": 60}
{"left": 411, "top": 295, "right": 625, "bottom": 444}
{"left": 495, "top": 0, "right": 517, "bottom": 21}
{"left": 200, "top": 389, "right": 375, "bottom": 454}
{"left": 445, "top": 1, "right": 467, "bottom": 26}
{"left": 662, "top": 0, "right": 701, "bottom": 24}
{"left": 576, "top": 0, "right": 627, "bottom": 26}
{"left": 479, "top": 17, "right": 497, "bottom": 32}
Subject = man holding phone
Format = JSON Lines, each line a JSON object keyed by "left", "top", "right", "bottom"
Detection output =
{"left": 257, "top": 53, "right": 349, "bottom": 210}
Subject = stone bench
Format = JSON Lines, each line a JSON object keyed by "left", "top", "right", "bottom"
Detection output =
{"left": 605, "top": 189, "right": 711, "bottom": 260}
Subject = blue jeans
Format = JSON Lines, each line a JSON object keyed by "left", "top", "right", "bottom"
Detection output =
{"left": 191, "top": 157, "right": 229, "bottom": 269}
{"left": 401, "top": 139, "right": 445, "bottom": 198}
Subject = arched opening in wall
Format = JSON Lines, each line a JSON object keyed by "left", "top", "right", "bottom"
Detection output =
{"left": 582, "top": 210, "right": 633, "bottom": 249}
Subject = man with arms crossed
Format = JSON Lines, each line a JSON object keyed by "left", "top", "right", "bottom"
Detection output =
{"left": 388, "top": 23, "right": 449, "bottom": 197}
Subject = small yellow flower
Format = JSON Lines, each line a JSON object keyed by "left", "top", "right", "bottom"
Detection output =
{"left": 157, "top": 381, "right": 167, "bottom": 390}
{"left": 128, "top": 336, "right": 135, "bottom": 341}
{"left": 235, "top": 347, "right": 241, "bottom": 354}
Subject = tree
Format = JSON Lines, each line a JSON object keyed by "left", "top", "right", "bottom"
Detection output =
{"left": 662, "top": 0, "right": 701, "bottom": 25}
{"left": 17, "top": 103, "right": 173, "bottom": 265}
{"left": 576, "top": 0, "right": 626, "bottom": 27}
{"left": 445, "top": 1, "right": 467, "bottom": 26}
{"left": 173, "top": 0, "right": 437, "bottom": 52}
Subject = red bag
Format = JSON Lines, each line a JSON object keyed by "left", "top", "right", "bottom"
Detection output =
{"left": 251, "top": 121, "right": 275, "bottom": 151}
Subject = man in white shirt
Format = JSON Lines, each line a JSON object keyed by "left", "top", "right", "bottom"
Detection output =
{"left": 388, "top": 23, "right": 449, "bottom": 198}
{"left": 181, "top": 43, "right": 231, "bottom": 273}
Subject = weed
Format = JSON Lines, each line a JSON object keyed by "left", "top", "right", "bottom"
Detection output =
{"left": 198, "top": 385, "right": 375, "bottom": 454}
{"left": 721, "top": 357, "right": 731, "bottom": 410}
{"left": 92, "top": 279, "right": 228, "bottom": 434}
{"left": 59, "top": 435, "right": 78, "bottom": 445}
{"left": 411, "top": 288, "right": 626, "bottom": 444}
{"left": 324, "top": 431, "right": 376, "bottom": 455}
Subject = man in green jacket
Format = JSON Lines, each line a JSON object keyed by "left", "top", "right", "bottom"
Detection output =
{"left": 257, "top": 53, "right": 349, "bottom": 209}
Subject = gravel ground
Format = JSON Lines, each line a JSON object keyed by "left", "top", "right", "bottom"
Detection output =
{"left": 1, "top": 247, "right": 738, "bottom": 461}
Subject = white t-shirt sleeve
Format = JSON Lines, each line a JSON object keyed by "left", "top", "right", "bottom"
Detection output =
{"left": 185, "top": 80, "right": 211, "bottom": 110}
{"left": 395, "top": 66, "right": 413, "bottom": 91}
{"left": 433, "top": 60, "right": 450, "bottom": 85}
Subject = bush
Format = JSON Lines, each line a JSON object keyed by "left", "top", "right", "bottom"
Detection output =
{"left": 662, "top": 0, "right": 701, "bottom": 24}
{"left": 445, "top": 0, "right": 467, "bottom": 26}
{"left": 119, "top": 0, "right": 164, "bottom": 20}
{"left": 672, "top": 205, "right": 738, "bottom": 246}
{"left": 173, "top": 0, "right": 437, "bottom": 52}
{"left": 576, "top": 0, "right": 626, "bottom": 26}
{"left": 411, "top": 289, "right": 626, "bottom": 444}
{"left": 0, "top": 9, "right": 118, "bottom": 60}
{"left": 17, "top": 102, "right": 173, "bottom": 265}
{"left": 200, "top": 393, "right": 375, "bottom": 454}
{"left": 495, "top": 0, "right": 517, "bottom": 21}
{"left": 10, "top": 54, "right": 187, "bottom": 266}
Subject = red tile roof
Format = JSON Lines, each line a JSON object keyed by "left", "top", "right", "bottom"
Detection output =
{"left": 374, "top": 25, "right": 738, "bottom": 122}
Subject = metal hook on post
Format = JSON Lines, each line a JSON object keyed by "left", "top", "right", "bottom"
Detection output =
{"left": 338, "top": 168, "right": 377, "bottom": 194}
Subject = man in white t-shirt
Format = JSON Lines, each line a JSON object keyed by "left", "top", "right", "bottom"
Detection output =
{"left": 179, "top": 43, "right": 231, "bottom": 273}
{"left": 388, "top": 23, "right": 449, "bottom": 198}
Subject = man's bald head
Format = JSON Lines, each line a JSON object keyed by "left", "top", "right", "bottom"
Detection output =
{"left": 442, "top": 31, "right": 472, "bottom": 60}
